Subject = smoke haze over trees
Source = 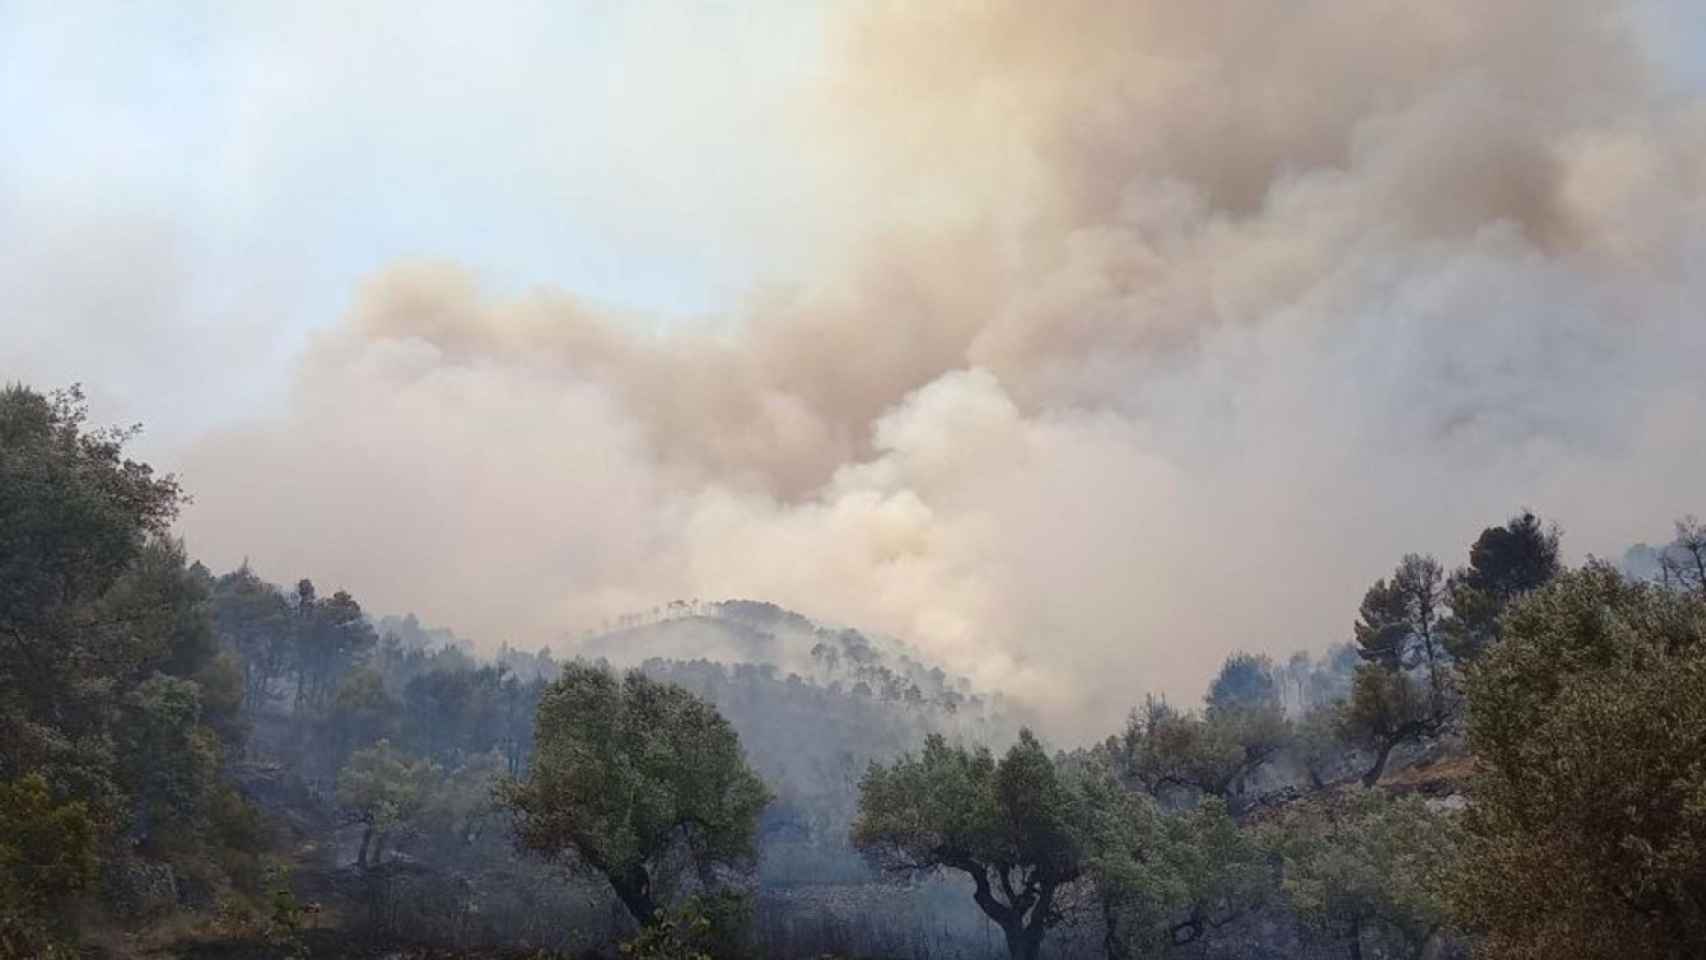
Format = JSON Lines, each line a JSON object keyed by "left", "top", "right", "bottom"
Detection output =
{"left": 4, "top": 380, "right": 1706, "bottom": 959}
{"left": 7, "top": 0, "right": 1703, "bottom": 740}
{"left": 4, "top": 0, "right": 1706, "bottom": 957}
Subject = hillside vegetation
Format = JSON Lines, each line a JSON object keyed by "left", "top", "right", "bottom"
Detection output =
{"left": 4, "top": 381, "right": 1704, "bottom": 960}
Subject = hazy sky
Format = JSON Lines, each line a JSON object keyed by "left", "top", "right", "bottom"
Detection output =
{"left": 5, "top": 0, "right": 1705, "bottom": 739}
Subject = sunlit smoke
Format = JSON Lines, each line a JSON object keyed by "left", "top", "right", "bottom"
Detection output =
{"left": 174, "top": 0, "right": 1706, "bottom": 739}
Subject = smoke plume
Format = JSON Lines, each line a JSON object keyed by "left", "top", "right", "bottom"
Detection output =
{"left": 173, "top": 0, "right": 1706, "bottom": 738}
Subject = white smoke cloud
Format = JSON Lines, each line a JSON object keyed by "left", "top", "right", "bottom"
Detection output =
{"left": 144, "top": 0, "right": 1706, "bottom": 739}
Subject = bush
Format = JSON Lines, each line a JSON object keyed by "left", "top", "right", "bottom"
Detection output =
{"left": 619, "top": 893, "right": 753, "bottom": 960}
{"left": 0, "top": 773, "right": 99, "bottom": 958}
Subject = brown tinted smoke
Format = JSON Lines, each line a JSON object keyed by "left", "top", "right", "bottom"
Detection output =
{"left": 177, "top": 0, "right": 1706, "bottom": 738}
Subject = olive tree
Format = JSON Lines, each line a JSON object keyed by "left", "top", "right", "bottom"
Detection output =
{"left": 1116, "top": 692, "right": 1287, "bottom": 804}
{"left": 335, "top": 739, "right": 439, "bottom": 869}
{"left": 1455, "top": 563, "right": 1706, "bottom": 958}
{"left": 1339, "top": 665, "right": 1433, "bottom": 787}
{"left": 1086, "top": 777, "right": 1267, "bottom": 959}
{"left": 1261, "top": 792, "right": 1460, "bottom": 960}
{"left": 852, "top": 730, "right": 1089, "bottom": 960}
{"left": 500, "top": 663, "right": 770, "bottom": 927}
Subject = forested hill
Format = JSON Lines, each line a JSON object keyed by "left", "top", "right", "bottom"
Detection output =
{"left": 577, "top": 598, "right": 1019, "bottom": 722}
{"left": 565, "top": 600, "right": 1029, "bottom": 887}
{"left": 7, "top": 381, "right": 1706, "bottom": 960}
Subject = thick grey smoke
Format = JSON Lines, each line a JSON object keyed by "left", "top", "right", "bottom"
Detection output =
{"left": 173, "top": 0, "right": 1706, "bottom": 739}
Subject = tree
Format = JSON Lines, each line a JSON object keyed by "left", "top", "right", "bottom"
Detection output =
{"left": 1339, "top": 665, "right": 1432, "bottom": 787}
{"left": 210, "top": 564, "right": 294, "bottom": 715}
{"left": 0, "top": 385, "right": 238, "bottom": 875}
{"left": 1293, "top": 703, "right": 1349, "bottom": 790}
{"left": 1261, "top": 792, "right": 1460, "bottom": 960}
{"left": 415, "top": 750, "right": 507, "bottom": 861}
{"left": 1442, "top": 510, "right": 1560, "bottom": 661}
{"left": 1205, "top": 651, "right": 1279, "bottom": 714}
{"left": 616, "top": 892, "right": 752, "bottom": 960}
{"left": 119, "top": 673, "right": 222, "bottom": 847}
{"left": 1656, "top": 515, "right": 1706, "bottom": 598}
{"left": 336, "top": 740, "right": 439, "bottom": 869}
{"left": 1354, "top": 554, "right": 1448, "bottom": 717}
{"left": 501, "top": 663, "right": 770, "bottom": 928}
{"left": 1454, "top": 563, "right": 1706, "bottom": 958}
{"left": 324, "top": 668, "right": 400, "bottom": 774}
{"left": 1343, "top": 554, "right": 1455, "bottom": 786}
{"left": 1083, "top": 767, "right": 1267, "bottom": 960}
{"left": 1116, "top": 693, "right": 1286, "bottom": 805}
{"left": 0, "top": 773, "right": 98, "bottom": 956}
{"left": 0, "top": 384, "right": 185, "bottom": 782}
{"left": 852, "top": 730, "right": 1089, "bottom": 960}
{"left": 291, "top": 581, "right": 378, "bottom": 710}
{"left": 1203, "top": 652, "right": 1290, "bottom": 791}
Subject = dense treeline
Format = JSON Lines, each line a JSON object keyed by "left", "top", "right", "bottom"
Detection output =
{"left": 1, "top": 386, "right": 253, "bottom": 957}
{"left": 849, "top": 511, "right": 1706, "bottom": 960}
{"left": 4, "top": 380, "right": 1704, "bottom": 960}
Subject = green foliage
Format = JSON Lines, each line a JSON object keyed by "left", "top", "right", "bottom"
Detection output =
{"left": 1291, "top": 703, "right": 1348, "bottom": 789}
{"left": 0, "top": 384, "right": 183, "bottom": 637}
{"left": 1441, "top": 510, "right": 1560, "bottom": 661}
{"left": 502, "top": 663, "right": 771, "bottom": 927}
{"left": 0, "top": 773, "right": 99, "bottom": 956}
{"left": 121, "top": 673, "right": 223, "bottom": 838}
{"left": 1115, "top": 693, "right": 1286, "bottom": 801}
{"left": 290, "top": 580, "right": 379, "bottom": 710}
{"left": 618, "top": 891, "right": 753, "bottom": 960}
{"left": 1354, "top": 554, "right": 1444, "bottom": 672}
{"left": 853, "top": 730, "right": 1088, "bottom": 960}
{"left": 209, "top": 564, "right": 295, "bottom": 714}
{"left": 194, "top": 650, "right": 252, "bottom": 748}
{"left": 1455, "top": 563, "right": 1706, "bottom": 958}
{"left": 411, "top": 750, "right": 508, "bottom": 863}
{"left": 261, "top": 862, "right": 309, "bottom": 958}
{"left": 336, "top": 740, "right": 440, "bottom": 868}
{"left": 1353, "top": 553, "right": 1455, "bottom": 732}
{"left": 1, "top": 385, "right": 187, "bottom": 783}
{"left": 1261, "top": 792, "right": 1459, "bottom": 955}
{"left": 326, "top": 667, "right": 400, "bottom": 766}
{"left": 206, "top": 786, "right": 274, "bottom": 897}
{"left": 1339, "top": 664, "right": 1432, "bottom": 786}
{"left": 1084, "top": 768, "right": 1266, "bottom": 958}
{"left": 0, "top": 384, "right": 270, "bottom": 945}
{"left": 1205, "top": 652, "right": 1279, "bottom": 714}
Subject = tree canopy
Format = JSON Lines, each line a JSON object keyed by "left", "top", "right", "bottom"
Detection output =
{"left": 1261, "top": 792, "right": 1459, "bottom": 960}
{"left": 1455, "top": 563, "right": 1706, "bottom": 958}
{"left": 501, "top": 663, "right": 771, "bottom": 927}
{"left": 1442, "top": 510, "right": 1560, "bottom": 661}
{"left": 0, "top": 384, "right": 248, "bottom": 953}
{"left": 852, "top": 730, "right": 1092, "bottom": 960}
{"left": 1115, "top": 691, "right": 1287, "bottom": 803}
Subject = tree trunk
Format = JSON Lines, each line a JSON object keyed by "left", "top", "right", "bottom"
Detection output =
{"left": 1415, "top": 925, "right": 1446, "bottom": 960}
{"left": 1362, "top": 738, "right": 1398, "bottom": 787}
{"left": 1423, "top": 633, "right": 1444, "bottom": 719}
{"left": 1002, "top": 921, "right": 1044, "bottom": 960}
{"left": 1102, "top": 897, "right": 1130, "bottom": 960}
{"left": 357, "top": 823, "right": 373, "bottom": 869}
{"left": 610, "top": 865, "right": 660, "bottom": 927}
{"left": 1348, "top": 915, "right": 1364, "bottom": 960}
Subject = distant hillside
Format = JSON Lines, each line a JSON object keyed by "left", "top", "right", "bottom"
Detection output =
{"left": 573, "top": 598, "right": 1019, "bottom": 721}
{"left": 567, "top": 599, "right": 1025, "bottom": 890}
